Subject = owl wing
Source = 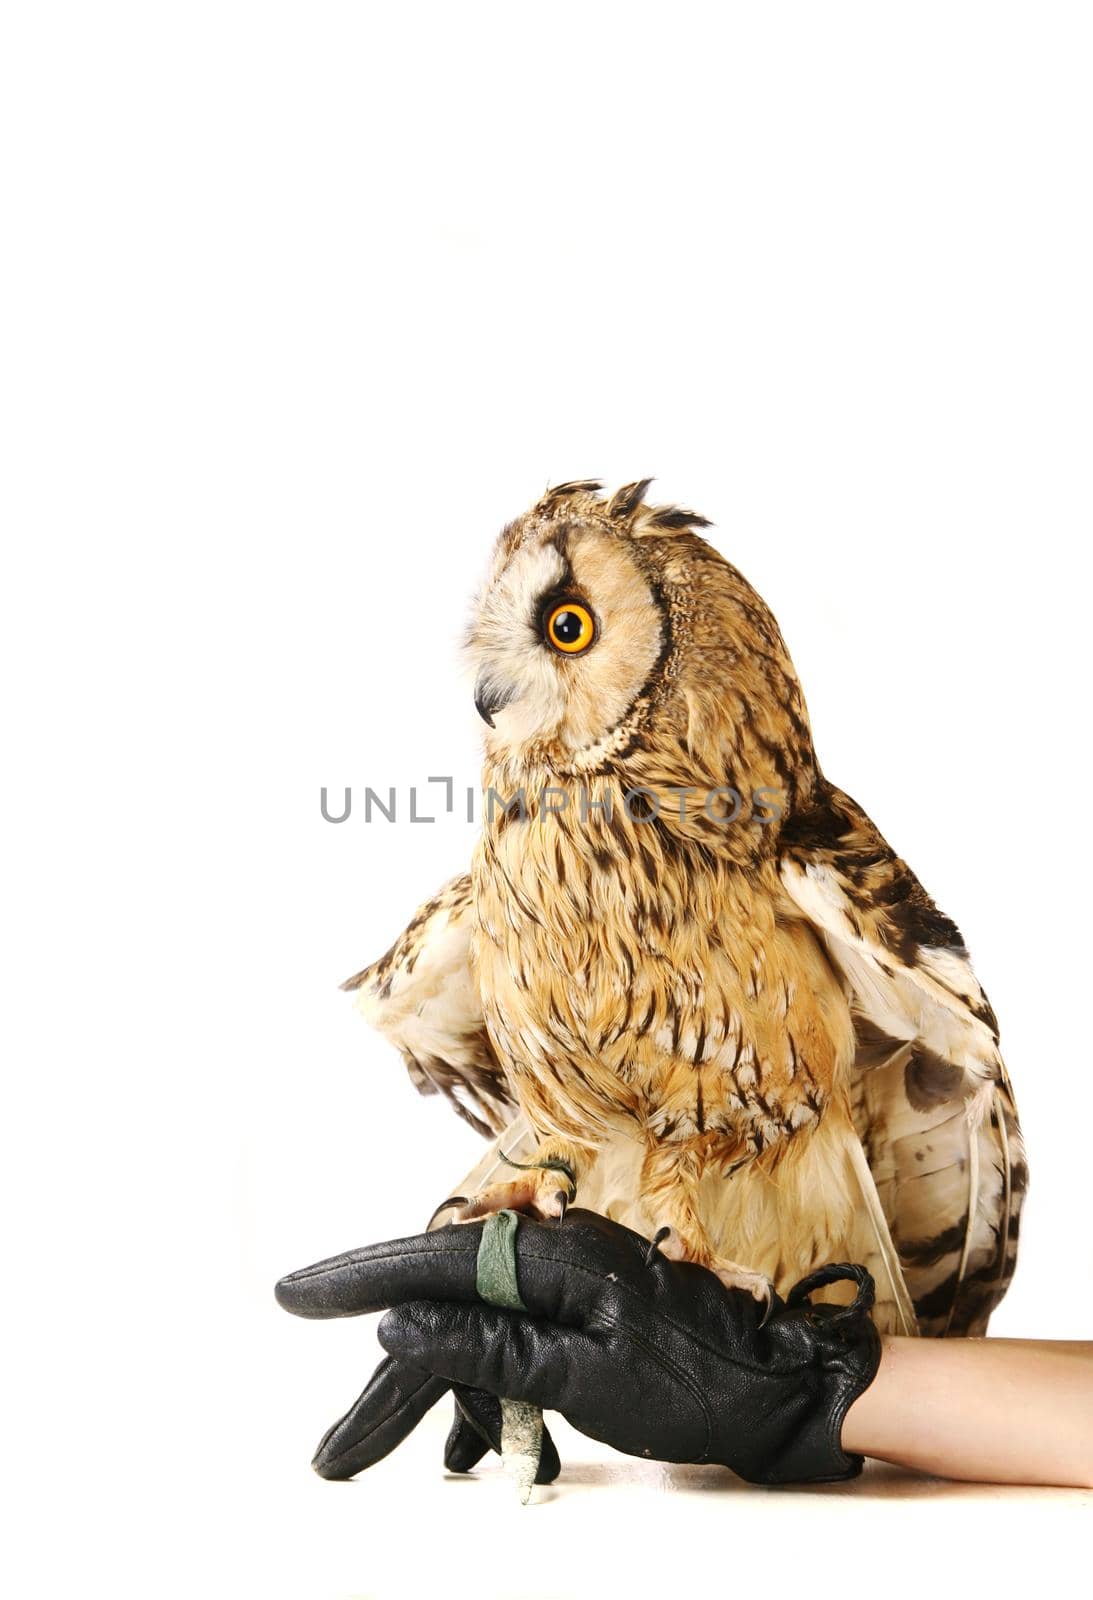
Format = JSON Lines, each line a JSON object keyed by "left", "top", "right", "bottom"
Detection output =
{"left": 778, "top": 783, "right": 1027, "bottom": 1335}
{"left": 341, "top": 873, "right": 514, "bottom": 1138}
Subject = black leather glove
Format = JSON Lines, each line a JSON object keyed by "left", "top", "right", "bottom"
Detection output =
{"left": 276, "top": 1208, "right": 881, "bottom": 1486}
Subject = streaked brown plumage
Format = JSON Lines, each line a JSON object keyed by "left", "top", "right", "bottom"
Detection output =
{"left": 345, "top": 481, "right": 1026, "bottom": 1335}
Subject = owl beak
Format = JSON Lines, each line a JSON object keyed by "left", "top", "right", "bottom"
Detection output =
{"left": 474, "top": 676, "right": 511, "bottom": 728}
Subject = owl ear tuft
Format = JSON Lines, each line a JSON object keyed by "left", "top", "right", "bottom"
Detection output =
{"left": 638, "top": 505, "right": 712, "bottom": 533}
{"left": 541, "top": 479, "right": 604, "bottom": 506}
{"left": 537, "top": 478, "right": 711, "bottom": 536}
{"left": 607, "top": 479, "right": 654, "bottom": 520}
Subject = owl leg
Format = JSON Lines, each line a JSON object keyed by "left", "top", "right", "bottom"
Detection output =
{"left": 453, "top": 1139, "right": 584, "bottom": 1223}
{"left": 639, "top": 1141, "right": 773, "bottom": 1310}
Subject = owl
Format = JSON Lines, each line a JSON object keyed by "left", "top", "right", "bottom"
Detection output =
{"left": 343, "top": 480, "right": 1026, "bottom": 1336}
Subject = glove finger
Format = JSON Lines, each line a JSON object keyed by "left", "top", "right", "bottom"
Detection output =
{"left": 443, "top": 1397, "right": 492, "bottom": 1474}
{"left": 379, "top": 1300, "right": 600, "bottom": 1413}
{"left": 446, "top": 1386, "right": 562, "bottom": 1484}
{"left": 276, "top": 1226, "right": 484, "bottom": 1319}
{"left": 275, "top": 1209, "right": 653, "bottom": 1323}
{"left": 310, "top": 1354, "right": 450, "bottom": 1480}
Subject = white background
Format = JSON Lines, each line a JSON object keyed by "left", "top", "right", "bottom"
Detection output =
{"left": 3, "top": 4, "right": 1091, "bottom": 1597}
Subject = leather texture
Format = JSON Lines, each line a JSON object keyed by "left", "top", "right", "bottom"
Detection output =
{"left": 276, "top": 1209, "right": 881, "bottom": 1486}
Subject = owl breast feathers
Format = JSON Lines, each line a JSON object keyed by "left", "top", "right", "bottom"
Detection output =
{"left": 343, "top": 481, "right": 1026, "bottom": 1338}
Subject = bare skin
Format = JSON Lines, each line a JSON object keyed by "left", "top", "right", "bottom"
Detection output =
{"left": 842, "top": 1336, "right": 1093, "bottom": 1488}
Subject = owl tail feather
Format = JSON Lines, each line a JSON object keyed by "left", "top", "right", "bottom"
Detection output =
{"left": 843, "top": 1128, "right": 918, "bottom": 1337}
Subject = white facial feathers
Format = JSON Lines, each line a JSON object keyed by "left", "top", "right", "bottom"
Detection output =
{"left": 467, "top": 523, "right": 665, "bottom": 757}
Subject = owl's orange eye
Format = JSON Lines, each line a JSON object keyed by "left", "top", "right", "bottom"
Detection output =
{"left": 545, "top": 600, "right": 596, "bottom": 655}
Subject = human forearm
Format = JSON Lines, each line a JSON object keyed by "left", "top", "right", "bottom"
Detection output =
{"left": 842, "top": 1336, "right": 1093, "bottom": 1488}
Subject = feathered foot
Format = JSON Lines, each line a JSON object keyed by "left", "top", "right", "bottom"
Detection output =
{"left": 711, "top": 1259, "right": 775, "bottom": 1314}
{"left": 655, "top": 1226, "right": 774, "bottom": 1314}
{"left": 453, "top": 1146, "right": 578, "bottom": 1224}
{"left": 639, "top": 1142, "right": 773, "bottom": 1315}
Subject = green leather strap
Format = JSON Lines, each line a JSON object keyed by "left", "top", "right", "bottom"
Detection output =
{"left": 475, "top": 1209, "right": 542, "bottom": 1502}
{"left": 475, "top": 1209, "right": 527, "bottom": 1311}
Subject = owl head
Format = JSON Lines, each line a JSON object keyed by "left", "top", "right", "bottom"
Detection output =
{"left": 466, "top": 480, "right": 817, "bottom": 812}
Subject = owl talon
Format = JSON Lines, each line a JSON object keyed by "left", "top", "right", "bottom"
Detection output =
{"left": 643, "top": 1226, "right": 673, "bottom": 1267}
{"left": 427, "top": 1195, "right": 469, "bottom": 1229}
{"left": 712, "top": 1262, "right": 776, "bottom": 1313}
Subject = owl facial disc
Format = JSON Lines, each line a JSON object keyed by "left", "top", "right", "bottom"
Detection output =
{"left": 466, "top": 511, "right": 664, "bottom": 757}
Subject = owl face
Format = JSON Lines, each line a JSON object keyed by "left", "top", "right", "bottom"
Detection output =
{"left": 467, "top": 486, "right": 670, "bottom": 760}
